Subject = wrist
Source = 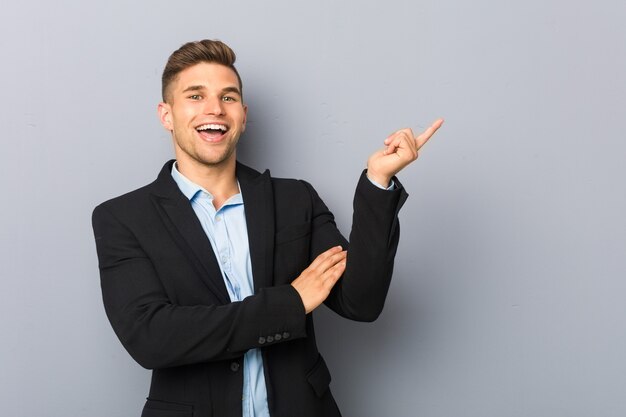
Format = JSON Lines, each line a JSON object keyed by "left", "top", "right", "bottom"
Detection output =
{"left": 366, "top": 170, "right": 391, "bottom": 189}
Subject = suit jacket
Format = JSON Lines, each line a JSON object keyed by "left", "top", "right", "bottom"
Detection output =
{"left": 92, "top": 160, "right": 407, "bottom": 417}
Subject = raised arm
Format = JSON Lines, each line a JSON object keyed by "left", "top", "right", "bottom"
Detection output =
{"left": 290, "top": 119, "right": 444, "bottom": 321}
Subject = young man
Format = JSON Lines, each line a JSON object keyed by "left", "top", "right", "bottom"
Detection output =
{"left": 93, "top": 39, "right": 442, "bottom": 417}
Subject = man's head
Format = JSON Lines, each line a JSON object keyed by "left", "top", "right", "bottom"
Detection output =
{"left": 161, "top": 39, "right": 243, "bottom": 103}
{"left": 158, "top": 40, "right": 248, "bottom": 175}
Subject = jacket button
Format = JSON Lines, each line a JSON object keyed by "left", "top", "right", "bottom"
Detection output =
{"left": 230, "top": 362, "right": 240, "bottom": 372}
{"left": 282, "top": 332, "right": 290, "bottom": 339}
{"left": 258, "top": 336, "right": 266, "bottom": 345}
{"left": 274, "top": 333, "right": 282, "bottom": 341}
{"left": 266, "top": 335, "right": 274, "bottom": 343}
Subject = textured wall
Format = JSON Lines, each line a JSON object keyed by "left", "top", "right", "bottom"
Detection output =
{"left": 2, "top": 1, "right": 625, "bottom": 416}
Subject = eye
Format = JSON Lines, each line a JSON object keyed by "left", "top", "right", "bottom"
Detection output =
{"left": 189, "top": 94, "right": 202, "bottom": 100}
{"left": 222, "top": 96, "right": 236, "bottom": 102}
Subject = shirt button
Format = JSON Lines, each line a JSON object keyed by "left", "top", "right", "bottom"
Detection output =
{"left": 230, "top": 362, "right": 240, "bottom": 372}
{"left": 216, "top": 216, "right": 222, "bottom": 222}
{"left": 221, "top": 255, "right": 228, "bottom": 263}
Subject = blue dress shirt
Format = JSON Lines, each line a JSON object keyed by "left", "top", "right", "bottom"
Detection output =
{"left": 171, "top": 163, "right": 270, "bottom": 417}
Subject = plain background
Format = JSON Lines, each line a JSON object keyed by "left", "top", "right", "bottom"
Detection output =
{"left": 2, "top": 0, "right": 625, "bottom": 416}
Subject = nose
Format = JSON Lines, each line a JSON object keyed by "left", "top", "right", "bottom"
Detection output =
{"left": 203, "top": 95, "right": 225, "bottom": 115}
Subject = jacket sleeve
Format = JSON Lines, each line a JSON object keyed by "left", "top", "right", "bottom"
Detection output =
{"left": 92, "top": 203, "right": 307, "bottom": 370}
{"left": 303, "top": 170, "right": 408, "bottom": 322}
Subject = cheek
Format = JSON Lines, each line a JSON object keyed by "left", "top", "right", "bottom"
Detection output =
{"left": 171, "top": 112, "right": 195, "bottom": 132}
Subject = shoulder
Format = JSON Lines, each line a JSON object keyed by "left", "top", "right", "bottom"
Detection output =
{"left": 94, "top": 182, "right": 154, "bottom": 212}
{"left": 273, "top": 176, "right": 313, "bottom": 196}
{"left": 93, "top": 160, "right": 178, "bottom": 219}
{"left": 237, "top": 161, "right": 316, "bottom": 199}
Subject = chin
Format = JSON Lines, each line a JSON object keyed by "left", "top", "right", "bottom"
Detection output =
{"left": 198, "top": 151, "right": 236, "bottom": 167}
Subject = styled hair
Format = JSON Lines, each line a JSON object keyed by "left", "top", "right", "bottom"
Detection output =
{"left": 161, "top": 39, "right": 242, "bottom": 102}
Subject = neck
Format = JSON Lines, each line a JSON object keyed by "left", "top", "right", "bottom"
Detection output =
{"left": 176, "top": 156, "right": 239, "bottom": 210}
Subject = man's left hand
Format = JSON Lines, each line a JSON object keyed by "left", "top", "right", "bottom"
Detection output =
{"left": 366, "top": 118, "right": 444, "bottom": 188}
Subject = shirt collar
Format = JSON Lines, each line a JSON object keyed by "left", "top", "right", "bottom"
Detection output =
{"left": 171, "top": 162, "right": 243, "bottom": 206}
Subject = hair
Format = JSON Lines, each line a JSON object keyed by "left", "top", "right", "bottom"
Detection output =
{"left": 161, "top": 39, "right": 243, "bottom": 102}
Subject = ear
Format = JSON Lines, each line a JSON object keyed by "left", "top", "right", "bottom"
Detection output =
{"left": 157, "top": 102, "right": 173, "bottom": 131}
{"left": 241, "top": 103, "right": 248, "bottom": 132}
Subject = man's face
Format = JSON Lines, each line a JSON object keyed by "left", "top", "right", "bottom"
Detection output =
{"left": 158, "top": 62, "right": 247, "bottom": 171}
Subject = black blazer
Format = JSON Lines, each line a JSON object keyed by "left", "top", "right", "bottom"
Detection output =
{"left": 92, "top": 160, "right": 407, "bottom": 417}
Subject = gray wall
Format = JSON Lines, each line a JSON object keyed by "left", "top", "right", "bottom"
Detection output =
{"left": 2, "top": 0, "right": 625, "bottom": 416}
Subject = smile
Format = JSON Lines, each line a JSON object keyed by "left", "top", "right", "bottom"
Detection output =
{"left": 195, "top": 123, "right": 229, "bottom": 142}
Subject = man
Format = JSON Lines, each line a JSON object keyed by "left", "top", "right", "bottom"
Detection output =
{"left": 92, "top": 39, "right": 442, "bottom": 417}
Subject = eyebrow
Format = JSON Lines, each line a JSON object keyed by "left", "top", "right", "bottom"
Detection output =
{"left": 222, "top": 86, "right": 242, "bottom": 96}
{"left": 181, "top": 85, "right": 205, "bottom": 93}
{"left": 181, "top": 85, "right": 242, "bottom": 96}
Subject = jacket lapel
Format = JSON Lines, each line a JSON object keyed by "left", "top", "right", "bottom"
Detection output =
{"left": 148, "top": 160, "right": 277, "bottom": 302}
{"left": 149, "top": 161, "right": 230, "bottom": 304}
{"left": 237, "top": 162, "right": 276, "bottom": 293}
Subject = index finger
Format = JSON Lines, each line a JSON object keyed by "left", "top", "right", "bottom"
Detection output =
{"left": 309, "top": 246, "right": 344, "bottom": 269}
{"left": 415, "top": 118, "right": 444, "bottom": 150}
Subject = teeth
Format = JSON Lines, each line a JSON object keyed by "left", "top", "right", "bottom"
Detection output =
{"left": 196, "top": 123, "right": 227, "bottom": 131}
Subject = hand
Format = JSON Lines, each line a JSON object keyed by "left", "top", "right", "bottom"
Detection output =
{"left": 291, "top": 246, "right": 347, "bottom": 314}
{"left": 367, "top": 118, "right": 444, "bottom": 187}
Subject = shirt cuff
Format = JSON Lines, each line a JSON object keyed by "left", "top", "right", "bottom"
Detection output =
{"left": 366, "top": 174, "right": 396, "bottom": 191}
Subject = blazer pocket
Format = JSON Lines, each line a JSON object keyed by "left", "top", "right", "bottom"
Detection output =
{"left": 275, "top": 222, "right": 311, "bottom": 245}
{"left": 141, "top": 398, "right": 194, "bottom": 417}
{"left": 306, "top": 354, "right": 332, "bottom": 398}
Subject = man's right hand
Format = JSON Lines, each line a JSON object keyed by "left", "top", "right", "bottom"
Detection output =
{"left": 291, "top": 246, "right": 347, "bottom": 314}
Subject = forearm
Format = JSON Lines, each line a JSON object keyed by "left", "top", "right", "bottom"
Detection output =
{"left": 102, "top": 268, "right": 305, "bottom": 369}
{"left": 93, "top": 204, "right": 306, "bottom": 369}
{"left": 305, "top": 171, "right": 407, "bottom": 321}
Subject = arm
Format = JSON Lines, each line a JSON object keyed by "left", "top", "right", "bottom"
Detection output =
{"left": 304, "top": 173, "right": 406, "bottom": 322}
{"left": 290, "top": 119, "right": 444, "bottom": 321}
{"left": 93, "top": 203, "right": 307, "bottom": 369}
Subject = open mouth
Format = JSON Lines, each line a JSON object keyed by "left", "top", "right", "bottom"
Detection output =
{"left": 196, "top": 123, "right": 229, "bottom": 141}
